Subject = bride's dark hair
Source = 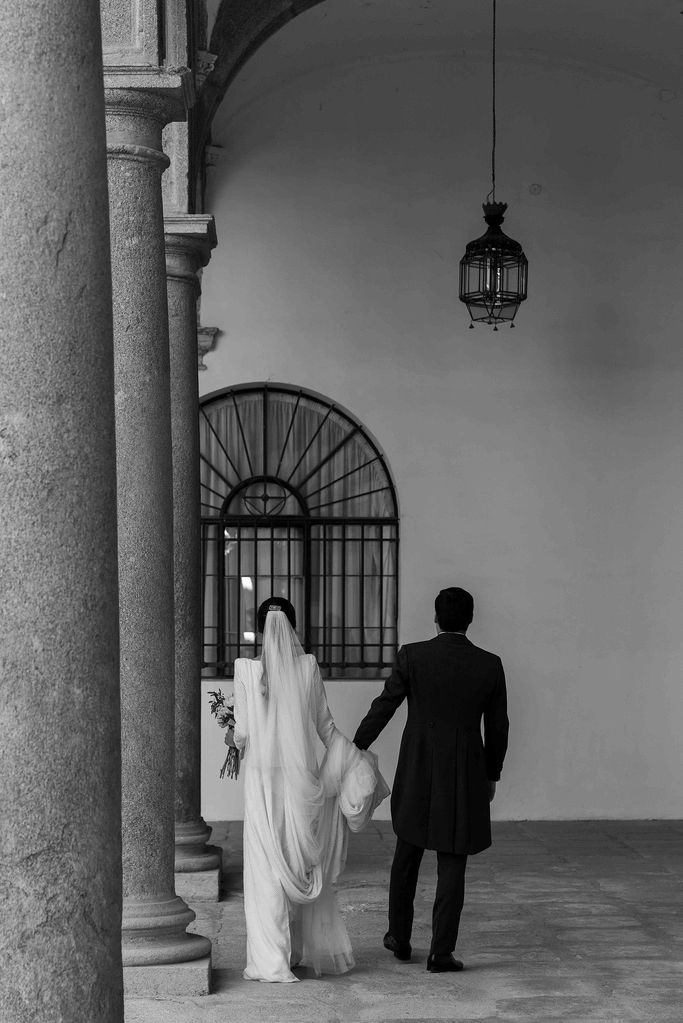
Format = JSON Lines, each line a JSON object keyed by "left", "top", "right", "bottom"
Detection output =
{"left": 256, "top": 596, "right": 296, "bottom": 634}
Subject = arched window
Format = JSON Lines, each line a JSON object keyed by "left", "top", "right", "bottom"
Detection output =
{"left": 200, "top": 384, "right": 399, "bottom": 678}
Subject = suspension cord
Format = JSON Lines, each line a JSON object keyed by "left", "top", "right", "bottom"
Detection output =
{"left": 486, "top": 0, "right": 497, "bottom": 204}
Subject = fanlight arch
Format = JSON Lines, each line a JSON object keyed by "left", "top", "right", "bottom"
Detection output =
{"left": 200, "top": 384, "right": 398, "bottom": 677}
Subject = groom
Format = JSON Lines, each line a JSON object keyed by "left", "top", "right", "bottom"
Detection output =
{"left": 353, "top": 587, "right": 509, "bottom": 973}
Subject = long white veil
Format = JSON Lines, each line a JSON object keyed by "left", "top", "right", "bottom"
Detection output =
{"left": 242, "top": 605, "right": 389, "bottom": 977}
{"left": 254, "top": 607, "right": 325, "bottom": 904}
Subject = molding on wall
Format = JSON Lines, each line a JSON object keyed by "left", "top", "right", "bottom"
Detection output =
{"left": 198, "top": 325, "right": 220, "bottom": 370}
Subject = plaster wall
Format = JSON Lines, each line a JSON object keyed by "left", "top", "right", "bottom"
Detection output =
{"left": 198, "top": 11, "right": 683, "bottom": 821}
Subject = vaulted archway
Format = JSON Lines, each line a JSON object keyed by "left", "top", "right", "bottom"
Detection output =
{"left": 194, "top": 0, "right": 329, "bottom": 175}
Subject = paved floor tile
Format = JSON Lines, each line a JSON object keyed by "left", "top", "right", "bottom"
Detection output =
{"left": 125, "top": 820, "right": 683, "bottom": 1023}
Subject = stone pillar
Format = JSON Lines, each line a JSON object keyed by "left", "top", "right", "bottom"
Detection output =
{"left": 0, "top": 3, "right": 123, "bottom": 1022}
{"left": 105, "top": 81, "right": 211, "bottom": 995}
{"left": 164, "top": 215, "right": 221, "bottom": 901}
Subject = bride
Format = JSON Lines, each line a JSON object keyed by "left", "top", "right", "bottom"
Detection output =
{"left": 227, "top": 596, "right": 389, "bottom": 983}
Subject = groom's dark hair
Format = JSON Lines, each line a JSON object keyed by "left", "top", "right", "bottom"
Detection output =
{"left": 435, "top": 587, "right": 474, "bottom": 632}
{"left": 257, "top": 596, "right": 297, "bottom": 634}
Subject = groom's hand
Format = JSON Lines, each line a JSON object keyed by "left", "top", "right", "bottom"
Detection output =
{"left": 488, "top": 780, "right": 497, "bottom": 802}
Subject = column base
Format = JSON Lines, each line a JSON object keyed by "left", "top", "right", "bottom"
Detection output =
{"left": 175, "top": 867, "right": 220, "bottom": 902}
{"left": 175, "top": 818, "right": 222, "bottom": 873}
{"left": 124, "top": 954, "right": 211, "bottom": 998}
{"left": 174, "top": 819, "right": 223, "bottom": 902}
{"left": 122, "top": 893, "right": 212, "bottom": 966}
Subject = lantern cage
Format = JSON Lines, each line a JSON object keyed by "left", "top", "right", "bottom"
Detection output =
{"left": 459, "top": 202, "right": 528, "bottom": 328}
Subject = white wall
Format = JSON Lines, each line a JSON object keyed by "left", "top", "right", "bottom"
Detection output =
{"left": 199, "top": 4, "right": 683, "bottom": 820}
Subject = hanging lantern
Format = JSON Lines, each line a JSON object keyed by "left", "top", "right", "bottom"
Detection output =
{"left": 459, "top": 0, "right": 528, "bottom": 329}
{"left": 459, "top": 202, "right": 528, "bottom": 328}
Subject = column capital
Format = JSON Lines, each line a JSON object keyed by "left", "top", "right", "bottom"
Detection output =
{"left": 104, "top": 66, "right": 194, "bottom": 118}
{"left": 105, "top": 75, "right": 194, "bottom": 169}
{"left": 164, "top": 213, "right": 217, "bottom": 249}
{"left": 164, "top": 215, "right": 217, "bottom": 285}
{"left": 105, "top": 68, "right": 193, "bottom": 169}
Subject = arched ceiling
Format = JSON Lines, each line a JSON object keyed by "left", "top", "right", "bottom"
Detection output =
{"left": 196, "top": 1, "right": 325, "bottom": 156}
{"left": 197, "top": 0, "right": 683, "bottom": 169}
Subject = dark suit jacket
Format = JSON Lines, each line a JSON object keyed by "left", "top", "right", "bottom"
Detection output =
{"left": 353, "top": 633, "right": 509, "bottom": 854}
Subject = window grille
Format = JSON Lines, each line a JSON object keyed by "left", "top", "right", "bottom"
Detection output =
{"left": 200, "top": 385, "right": 399, "bottom": 678}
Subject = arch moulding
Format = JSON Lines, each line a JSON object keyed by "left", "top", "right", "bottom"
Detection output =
{"left": 194, "top": 0, "right": 328, "bottom": 187}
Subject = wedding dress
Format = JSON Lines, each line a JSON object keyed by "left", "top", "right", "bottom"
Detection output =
{"left": 232, "top": 609, "right": 390, "bottom": 982}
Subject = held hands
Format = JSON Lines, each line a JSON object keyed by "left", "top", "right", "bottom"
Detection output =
{"left": 488, "top": 780, "right": 497, "bottom": 802}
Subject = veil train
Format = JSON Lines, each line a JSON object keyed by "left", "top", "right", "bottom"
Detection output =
{"left": 248, "top": 608, "right": 390, "bottom": 975}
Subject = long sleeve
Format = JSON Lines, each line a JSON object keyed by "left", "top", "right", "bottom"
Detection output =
{"left": 484, "top": 658, "right": 509, "bottom": 781}
{"left": 310, "top": 657, "right": 337, "bottom": 749}
{"left": 352, "top": 646, "right": 409, "bottom": 751}
{"left": 232, "top": 661, "right": 249, "bottom": 752}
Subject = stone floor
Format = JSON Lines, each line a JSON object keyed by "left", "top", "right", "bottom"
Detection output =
{"left": 125, "top": 820, "right": 683, "bottom": 1022}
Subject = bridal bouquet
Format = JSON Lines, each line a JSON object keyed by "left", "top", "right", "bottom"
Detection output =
{"left": 208, "top": 689, "right": 240, "bottom": 779}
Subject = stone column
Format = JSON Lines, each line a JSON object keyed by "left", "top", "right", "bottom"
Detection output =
{"left": 0, "top": 3, "right": 123, "bottom": 1022}
{"left": 105, "top": 81, "right": 211, "bottom": 995}
{"left": 164, "top": 215, "right": 221, "bottom": 901}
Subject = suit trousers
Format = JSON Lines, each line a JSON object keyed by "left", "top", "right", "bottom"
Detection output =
{"left": 388, "top": 837, "right": 468, "bottom": 956}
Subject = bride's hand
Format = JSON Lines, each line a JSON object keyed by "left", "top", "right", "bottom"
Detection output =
{"left": 224, "top": 726, "right": 237, "bottom": 748}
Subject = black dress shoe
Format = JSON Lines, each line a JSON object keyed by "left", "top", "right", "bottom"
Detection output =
{"left": 383, "top": 932, "right": 412, "bottom": 961}
{"left": 427, "top": 953, "right": 464, "bottom": 973}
